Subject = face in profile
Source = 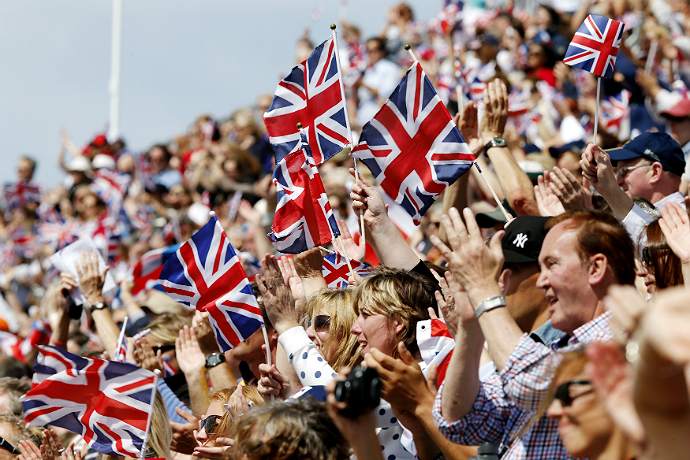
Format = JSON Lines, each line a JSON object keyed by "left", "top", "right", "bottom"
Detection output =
{"left": 546, "top": 370, "right": 614, "bottom": 458}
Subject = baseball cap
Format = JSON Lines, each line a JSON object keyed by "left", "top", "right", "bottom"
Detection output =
{"left": 606, "top": 132, "right": 686, "bottom": 177}
{"left": 502, "top": 215, "right": 550, "bottom": 264}
{"left": 660, "top": 97, "right": 690, "bottom": 118}
{"left": 476, "top": 199, "right": 516, "bottom": 228}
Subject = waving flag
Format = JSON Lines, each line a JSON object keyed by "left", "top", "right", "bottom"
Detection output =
{"left": 352, "top": 62, "right": 475, "bottom": 225}
{"left": 417, "top": 319, "right": 455, "bottom": 385}
{"left": 158, "top": 216, "right": 263, "bottom": 351}
{"left": 90, "top": 169, "right": 130, "bottom": 217}
{"left": 39, "top": 219, "right": 79, "bottom": 249}
{"left": 21, "top": 346, "right": 156, "bottom": 457}
{"left": 129, "top": 245, "right": 182, "bottom": 297}
{"left": 3, "top": 181, "right": 40, "bottom": 218}
{"left": 264, "top": 35, "right": 349, "bottom": 165}
{"left": 564, "top": 15, "right": 624, "bottom": 79}
{"left": 599, "top": 89, "right": 631, "bottom": 133}
{"left": 268, "top": 138, "right": 340, "bottom": 254}
{"left": 322, "top": 252, "right": 374, "bottom": 289}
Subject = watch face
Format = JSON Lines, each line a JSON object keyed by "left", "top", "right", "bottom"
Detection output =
{"left": 494, "top": 137, "right": 507, "bottom": 147}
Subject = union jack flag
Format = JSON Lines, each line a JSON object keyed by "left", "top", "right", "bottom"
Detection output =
{"left": 599, "top": 89, "right": 630, "bottom": 133}
{"left": 90, "top": 169, "right": 130, "bottom": 217}
{"left": 158, "top": 216, "right": 263, "bottom": 351}
{"left": 38, "top": 219, "right": 79, "bottom": 250}
{"left": 3, "top": 181, "right": 40, "bottom": 218}
{"left": 322, "top": 251, "right": 374, "bottom": 289}
{"left": 129, "top": 244, "right": 181, "bottom": 298}
{"left": 417, "top": 319, "right": 454, "bottom": 385}
{"left": 564, "top": 15, "right": 624, "bottom": 79}
{"left": 264, "top": 35, "right": 350, "bottom": 165}
{"left": 113, "top": 318, "right": 129, "bottom": 363}
{"left": 268, "top": 137, "right": 340, "bottom": 254}
{"left": 21, "top": 346, "right": 156, "bottom": 457}
{"left": 352, "top": 62, "right": 475, "bottom": 225}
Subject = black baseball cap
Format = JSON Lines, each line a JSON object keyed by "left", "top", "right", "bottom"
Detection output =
{"left": 606, "top": 132, "right": 686, "bottom": 177}
{"left": 502, "top": 215, "right": 551, "bottom": 264}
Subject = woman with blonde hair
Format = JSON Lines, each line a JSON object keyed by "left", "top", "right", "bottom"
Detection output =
{"left": 193, "top": 386, "right": 264, "bottom": 459}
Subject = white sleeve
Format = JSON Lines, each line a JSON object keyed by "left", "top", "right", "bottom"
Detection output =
{"left": 278, "top": 326, "right": 338, "bottom": 386}
{"left": 621, "top": 203, "right": 654, "bottom": 251}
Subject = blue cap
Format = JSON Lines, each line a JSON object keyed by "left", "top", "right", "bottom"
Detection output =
{"left": 606, "top": 132, "right": 686, "bottom": 177}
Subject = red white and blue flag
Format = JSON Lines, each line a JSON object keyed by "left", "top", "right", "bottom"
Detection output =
{"left": 21, "top": 346, "right": 156, "bottom": 457}
{"left": 563, "top": 15, "right": 624, "bottom": 79}
{"left": 268, "top": 136, "right": 340, "bottom": 254}
{"left": 417, "top": 319, "right": 454, "bottom": 385}
{"left": 129, "top": 244, "right": 182, "bottom": 298}
{"left": 352, "top": 62, "right": 475, "bottom": 225}
{"left": 158, "top": 216, "right": 263, "bottom": 351}
{"left": 599, "top": 89, "right": 631, "bottom": 133}
{"left": 322, "top": 252, "right": 374, "bottom": 289}
{"left": 113, "top": 318, "right": 129, "bottom": 363}
{"left": 3, "top": 181, "right": 41, "bottom": 218}
{"left": 264, "top": 35, "right": 350, "bottom": 165}
{"left": 90, "top": 169, "right": 130, "bottom": 217}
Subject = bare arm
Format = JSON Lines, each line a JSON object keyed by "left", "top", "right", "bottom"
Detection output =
{"left": 350, "top": 171, "right": 420, "bottom": 270}
{"left": 481, "top": 80, "right": 539, "bottom": 216}
{"left": 580, "top": 144, "right": 634, "bottom": 221}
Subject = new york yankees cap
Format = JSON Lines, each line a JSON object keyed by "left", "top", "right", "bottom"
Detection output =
{"left": 501, "top": 215, "right": 551, "bottom": 264}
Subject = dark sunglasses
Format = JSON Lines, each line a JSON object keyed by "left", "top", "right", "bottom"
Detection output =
{"left": 641, "top": 245, "right": 671, "bottom": 268}
{"left": 199, "top": 414, "right": 221, "bottom": 434}
{"left": 307, "top": 315, "right": 331, "bottom": 331}
{"left": 0, "top": 435, "right": 19, "bottom": 455}
{"left": 152, "top": 344, "right": 175, "bottom": 354}
{"left": 552, "top": 380, "right": 592, "bottom": 407}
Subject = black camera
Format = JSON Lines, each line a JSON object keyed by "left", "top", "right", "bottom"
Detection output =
{"left": 469, "top": 442, "right": 499, "bottom": 460}
{"left": 333, "top": 366, "right": 381, "bottom": 418}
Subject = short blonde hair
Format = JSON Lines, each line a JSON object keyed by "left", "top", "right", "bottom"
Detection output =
{"left": 305, "top": 289, "right": 362, "bottom": 371}
{"left": 147, "top": 313, "right": 192, "bottom": 345}
{"left": 204, "top": 386, "right": 265, "bottom": 443}
{"left": 352, "top": 267, "right": 433, "bottom": 357}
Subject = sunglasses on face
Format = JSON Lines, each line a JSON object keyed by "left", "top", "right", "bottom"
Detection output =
{"left": 307, "top": 315, "right": 331, "bottom": 331}
{"left": 152, "top": 344, "right": 176, "bottom": 354}
{"left": 0, "top": 436, "right": 19, "bottom": 455}
{"left": 199, "top": 414, "right": 221, "bottom": 434}
{"left": 641, "top": 245, "right": 671, "bottom": 268}
{"left": 552, "top": 380, "right": 592, "bottom": 407}
{"left": 616, "top": 163, "right": 651, "bottom": 180}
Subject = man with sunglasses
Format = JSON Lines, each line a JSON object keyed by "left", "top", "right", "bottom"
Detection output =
{"left": 580, "top": 133, "right": 686, "bottom": 248}
{"left": 0, "top": 415, "right": 36, "bottom": 460}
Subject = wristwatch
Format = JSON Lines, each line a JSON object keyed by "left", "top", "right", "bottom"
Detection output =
{"left": 474, "top": 295, "right": 507, "bottom": 319}
{"left": 205, "top": 353, "right": 226, "bottom": 369}
{"left": 89, "top": 301, "right": 108, "bottom": 314}
{"left": 484, "top": 136, "right": 507, "bottom": 154}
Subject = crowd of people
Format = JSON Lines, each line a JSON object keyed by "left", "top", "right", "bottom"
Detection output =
{"left": 1, "top": 0, "right": 690, "bottom": 459}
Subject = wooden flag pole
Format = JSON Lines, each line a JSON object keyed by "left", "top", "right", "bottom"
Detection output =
{"left": 138, "top": 372, "right": 159, "bottom": 460}
{"left": 333, "top": 236, "right": 356, "bottom": 281}
{"left": 331, "top": 24, "right": 366, "bottom": 246}
{"left": 593, "top": 77, "right": 601, "bottom": 143}
{"left": 473, "top": 162, "right": 513, "bottom": 222}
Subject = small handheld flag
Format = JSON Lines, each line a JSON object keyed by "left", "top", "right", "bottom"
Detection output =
{"left": 563, "top": 14, "right": 624, "bottom": 79}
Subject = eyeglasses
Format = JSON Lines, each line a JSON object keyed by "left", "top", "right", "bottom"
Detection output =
{"left": 552, "top": 380, "right": 592, "bottom": 407}
{"left": 641, "top": 245, "right": 671, "bottom": 268}
{"left": 152, "top": 344, "right": 175, "bottom": 354}
{"left": 199, "top": 414, "right": 222, "bottom": 434}
{"left": 0, "top": 435, "right": 19, "bottom": 455}
{"left": 616, "top": 163, "right": 651, "bottom": 180}
{"left": 307, "top": 315, "right": 331, "bottom": 331}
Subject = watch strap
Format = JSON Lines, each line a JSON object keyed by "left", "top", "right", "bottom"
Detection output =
{"left": 89, "top": 301, "right": 108, "bottom": 313}
{"left": 475, "top": 295, "right": 507, "bottom": 319}
{"left": 205, "top": 353, "right": 226, "bottom": 369}
{"left": 484, "top": 136, "right": 507, "bottom": 154}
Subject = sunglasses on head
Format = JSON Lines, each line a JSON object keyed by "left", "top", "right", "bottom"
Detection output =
{"left": 199, "top": 414, "right": 221, "bottom": 434}
{"left": 307, "top": 315, "right": 331, "bottom": 331}
{"left": 0, "top": 436, "right": 19, "bottom": 455}
{"left": 552, "top": 380, "right": 592, "bottom": 407}
{"left": 152, "top": 344, "right": 176, "bottom": 354}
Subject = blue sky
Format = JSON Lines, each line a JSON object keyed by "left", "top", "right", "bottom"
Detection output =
{"left": 0, "top": 0, "right": 440, "bottom": 187}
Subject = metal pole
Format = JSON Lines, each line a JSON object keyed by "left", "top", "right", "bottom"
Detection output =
{"left": 108, "top": 0, "right": 122, "bottom": 142}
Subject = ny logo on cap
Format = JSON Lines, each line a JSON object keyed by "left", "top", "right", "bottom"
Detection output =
{"left": 513, "top": 233, "right": 528, "bottom": 248}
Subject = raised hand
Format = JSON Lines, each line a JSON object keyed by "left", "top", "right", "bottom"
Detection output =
{"left": 170, "top": 408, "right": 200, "bottom": 455}
{"left": 334, "top": 219, "right": 366, "bottom": 262}
{"left": 534, "top": 171, "right": 565, "bottom": 216}
{"left": 133, "top": 338, "right": 163, "bottom": 374}
{"left": 75, "top": 251, "right": 108, "bottom": 305}
{"left": 256, "top": 255, "right": 297, "bottom": 335}
{"left": 176, "top": 325, "right": 206, "bottom": 376}
{"left": 349, "top": 171, "right": 387, "bottom": 224}
{"left": 480, "top": 79, "right": 509, "bottom": 144}
{"left": 277, "top": 256, "right": 306, "bottom": 315}
{"left": 455, "top": 101, "right": 483, "bottom": 155}
{"left": 659, "top": 202, "right": 690, "bottom": 264}
{"left": 257, "top": 363, "right": 290, "bottom": 401}
{"left": 549, "top": 166, "right": 593, "bottom": 211}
